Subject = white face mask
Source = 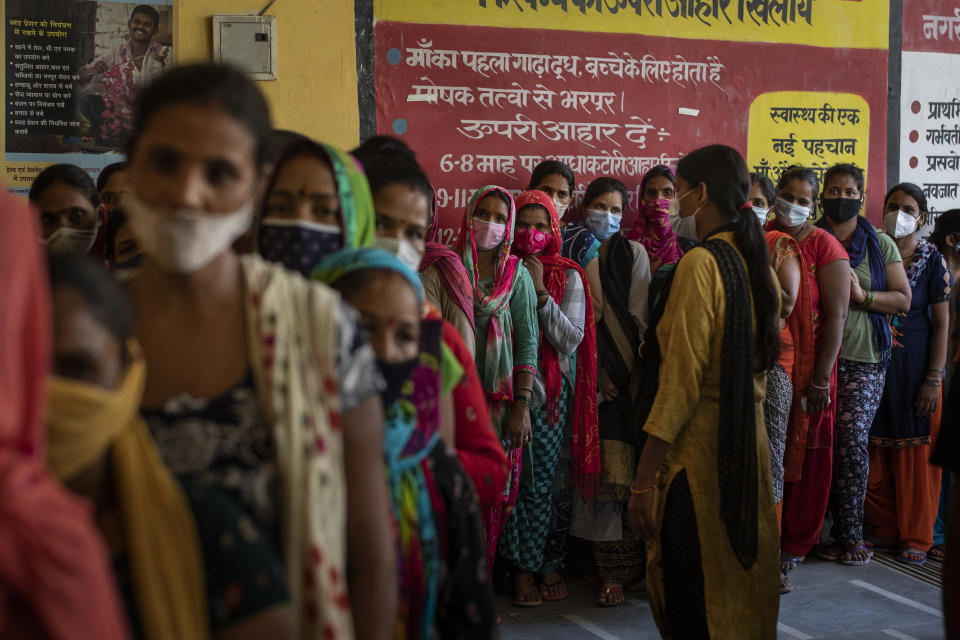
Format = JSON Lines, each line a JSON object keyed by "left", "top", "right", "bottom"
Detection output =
{"left": 884, "top": 210, "right": 919, "bottom": 239}
{"left": 125, "top": 190, "right": 254, "bottom": 274}
{"left": 553, "top": 199, "right": 569, "bottom": 219}
{"left": 668, "top": 188, "right": 701, "bottom": 241}
{"left": 753, "top": 206, "right": 769, "bottom": 225}
{"left": 373, "top": 236, "right": 424, "bottom": 271}
{"left": 773, "top": 197, "right": 811, "bottom": 227}
{"left": 44, "top": 225, "right": 99, "bottom": 255}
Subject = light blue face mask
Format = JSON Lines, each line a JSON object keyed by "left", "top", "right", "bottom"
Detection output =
{"left": 585, "top": 208, "right": 622, "bottom": 240}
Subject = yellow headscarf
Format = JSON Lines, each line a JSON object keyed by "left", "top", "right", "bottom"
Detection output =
{"left": 46, "top": 347, "right": 209, "bottom": 640}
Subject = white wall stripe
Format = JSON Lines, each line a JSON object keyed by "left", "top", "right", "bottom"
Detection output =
{"left": 777, "top": 622, "right": 814, "bottom": 639}
{"left": 850, "top": 580, "right": 943, "bottom": 618}
{"left": 562, "top": 615, "right": 623, "bottom": 640}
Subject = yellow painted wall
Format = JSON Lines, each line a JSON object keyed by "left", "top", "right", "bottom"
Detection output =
{"left": 175, "top": 0, "right": 360, "bottom": 150}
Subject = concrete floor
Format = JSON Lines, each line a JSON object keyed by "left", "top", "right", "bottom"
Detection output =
{"left": 497, "top": 555, "right": 945, "bottom": 639}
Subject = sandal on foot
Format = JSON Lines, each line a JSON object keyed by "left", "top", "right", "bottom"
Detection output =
{"left": 898, "top": 549, "right": 927, "bottom": 566}
{"left": 930, "top": 544, "right": 946, "bottom": 560}
{"left": 780, "top": 572, "right": 794, "bottom": 595}
{"left": 597, "top": 583, "right": 624, "bottom": 607}
{"left": 539, "top": 573, "right": 568, "bottom": 602}
{"left": 840, "top": 545, "right": 873, "bottom": 566}
{"left": 781, "top": 554, "right": 806, "bottom": 572}
{"left": 511, "top": 572, "right": 543, "bottom": 608}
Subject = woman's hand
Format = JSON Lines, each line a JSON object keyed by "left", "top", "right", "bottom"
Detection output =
{"left": 850, "top": 269, "right": 866, "bottom": 304}
{"left": 804, "top": 379, "right": 830, "bottom": 415}
{"left": 504, "top": 401, "right": 532, "bottom": 449}
{"left": 916, "top": 381, "right": 940, "bottom": 417}
{"left": 524, "top": 256, "right": 545, "bottom": 292}
{"left": 628, "top": 490, "right": 657, "bottom": 542}
{"left": 599, "top": 370, "right": 619, "bottom": 401}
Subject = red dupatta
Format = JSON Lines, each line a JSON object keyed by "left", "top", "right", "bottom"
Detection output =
{"left": 765, "top": 230, "right": 816, "bottom": 483}
{"left": 422, "top": 189, "right": 476, "bottom": 331}
{"left": 0, "top": 194, "right": 128, "bottom": 640}
{"left": 513, "top": 190, "right": 600, "bottom": 497}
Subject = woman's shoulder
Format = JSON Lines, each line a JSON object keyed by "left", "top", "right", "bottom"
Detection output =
{"left": 803, "top": 226, "right": 847, "bottom": 259}
{"left": 241, "top": 254, "right": 340, "bottom": 300}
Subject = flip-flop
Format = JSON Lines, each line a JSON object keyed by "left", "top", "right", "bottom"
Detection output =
{"left": 898, "top": 549, "right": 927, "bottom": 566}
{"left": 597, "top": 584, "right": 624, "bottom": 607}
{"left": 780, "top": 572, "right": 794, "bottom": 595}
{"left": 512, "top": 573, "right": 543, "bottom": 608}
{"left": 539, "top": 575, "right": 568, "bottom": 602}
{"left": 840, "top": 545, "right": 873, "bottom": 566}
{"left": 511, "top": 588, "right": 543, "bottom": 608}
{"left": 781, "top": 554, "right": 806, "bottom": 571}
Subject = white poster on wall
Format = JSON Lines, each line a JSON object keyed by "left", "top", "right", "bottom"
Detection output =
{"left": 900, "top": 52, "right": 960, "bottom": 234}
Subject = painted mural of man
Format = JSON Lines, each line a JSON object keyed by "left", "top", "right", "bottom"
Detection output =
{"left": 77, "top": 4, "right": 171, "bottom": 147}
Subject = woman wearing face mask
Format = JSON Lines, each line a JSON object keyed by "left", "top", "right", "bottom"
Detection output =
{"left": 930, "top": 210, "right": 960, "bottom": 563}
{"left": 499, "top": 191, "right": 599, "bottom": 607}
{"left": 350, "top": 137, "right": 509, "bottom": 514}
{"left": 0, "top": 193, "right": 128, "bottom": 640}
{"left": 765, "top": 167, "right": 849, "bottom": 575}
{"left": 457, "top": 186, "right": 539, "bottom": 572}
{"left": 528, "top": 160, "right": 603, "bottom": 320}
{"left": 627, "top": 145, "right": 781, "bottom": 638}
{"left": 749, "top": 172, "right": 775, "bottom": 222}
{"left": 574, "top": 176, "right": 651, "bottom": 607}
{"left": 315, "top": 248, "right": 497, "bottom": 640}
{"left": 30, "top": 163, "right": 108, "bottom": 257}
{"left": 45, "top": 253, "right": 295, "bottom": 640}
{"left": 753, "top": 171, "right": 805, "bottom": 592}
{"left": 864, "top": 184, "right": 952, "bottom": 567}
{"left": 352, "top": 135, "right": 477, "bottom": 356}
{"left": 257, "top": 135, "right": 375, "bottom": 276}
{"left": 814, "top": 163, "right": 911, "bottom": 567}
{"left": 123, "top": 64, "right": 396, "bottom": 639}
{"left": 626, "top": 165, "right": 682, "bottom": 272}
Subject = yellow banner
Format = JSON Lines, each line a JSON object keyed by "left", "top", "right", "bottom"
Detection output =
{"left": 376, "top": 0, "right": 888, "bottom": 50}
{"left": 746, "top": 91, "right": 870, "bottom": 193}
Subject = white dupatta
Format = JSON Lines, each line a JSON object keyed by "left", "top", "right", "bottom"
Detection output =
{"left": 242, "top": 255, "right": 352, "bottom": 639}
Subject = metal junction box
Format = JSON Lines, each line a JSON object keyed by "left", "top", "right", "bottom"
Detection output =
{"left": 212, "top": 15, "right": 277, "bottom": 81}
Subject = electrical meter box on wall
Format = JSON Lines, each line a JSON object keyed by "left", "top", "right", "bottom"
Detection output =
{"left": 212, "top": 15, "right": 277, "bottom": 80}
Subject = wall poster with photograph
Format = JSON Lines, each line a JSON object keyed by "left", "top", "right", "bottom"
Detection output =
{"left": 4, "top": 0, "right": 173, "bottom": 194}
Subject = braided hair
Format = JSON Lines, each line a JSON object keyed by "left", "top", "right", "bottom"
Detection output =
{"left": 675, "top": 144, "right": 782, "bottom": 570}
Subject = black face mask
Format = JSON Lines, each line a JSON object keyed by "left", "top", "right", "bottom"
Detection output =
{"left": 378, "top": 358, "right": 419, "bottom": 409}
{"left": 822, "top": 197, "right": 862, "bottom": 223}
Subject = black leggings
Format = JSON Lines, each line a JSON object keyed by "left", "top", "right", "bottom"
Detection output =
{"left": 660, "top": 470, "right": 710, "bottom": 639}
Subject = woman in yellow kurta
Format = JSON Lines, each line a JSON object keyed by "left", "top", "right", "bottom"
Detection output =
{"left": 629, "top": 145, "right": 781, "bottom": 639}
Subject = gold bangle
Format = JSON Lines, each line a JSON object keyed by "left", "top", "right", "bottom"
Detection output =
{"left": 629, "top": 482, "right": 656, "bottom": 496}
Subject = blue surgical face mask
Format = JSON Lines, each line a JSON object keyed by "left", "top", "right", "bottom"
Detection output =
{"left": 585, "top": 208, "right": 621, "bottom": 241}
{"left": 258, "top": 218, "right": 343, "bottom": 277}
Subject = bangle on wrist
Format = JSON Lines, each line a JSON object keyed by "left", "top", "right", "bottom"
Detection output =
{"left": 629, "top": 481, "right": 656, "bottom": 496}
{"left": 536, "top": 290, "right": 549, "bottom": 296}
{"left": 863, "top": 290, "right": 875, "bottom": 308}
{"left": 515, "top": 395, "right": 531, "bottom": 407}
{"left": 809, "top": 381, "right": 829, "bottom": 391}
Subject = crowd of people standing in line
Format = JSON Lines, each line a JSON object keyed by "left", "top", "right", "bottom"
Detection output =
{"left": 3, "top": 62, "right": 960, "bottom": 639}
